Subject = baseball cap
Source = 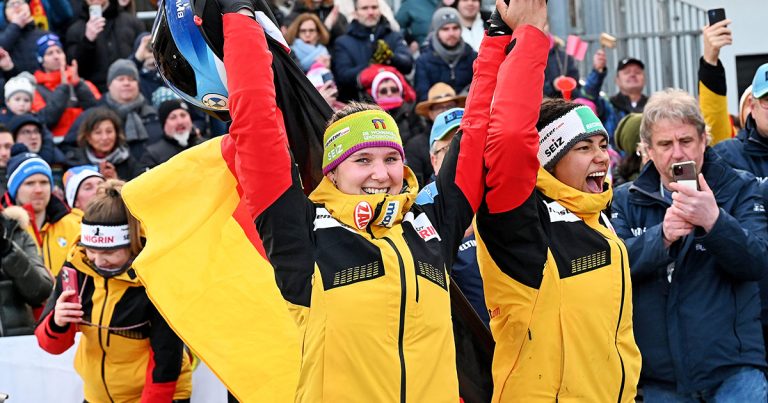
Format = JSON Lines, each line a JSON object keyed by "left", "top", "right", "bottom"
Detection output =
{"left": 752, "top": 63, "right": 768, "bottom": 99}
{"left": 617, "top": 57, "right": 645, "bottom": 72}
{"left": 429, "top": 108, "right": 464, "bottom": 148}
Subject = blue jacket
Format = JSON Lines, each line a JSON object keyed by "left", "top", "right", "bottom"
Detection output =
{"left": 394, "top": 0, "right": 438, "bottom": 45}
{"left": 414, "top": 38, "right": 476, "bottom": 102}
{"left": 332, "top": 18, "right": 413, "bottom": 102}
{"left": 579, "top": 68, "right": 647, "bottom": 141}
{"left": 611, "top": 149, "right": 768, "bottom": 393}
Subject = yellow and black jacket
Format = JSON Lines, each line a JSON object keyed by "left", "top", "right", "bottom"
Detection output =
{"left": 35, "top": 245, "right": 192, "bottom": 403}
{"left": 457, "top": 23, "right": 642, "bottom": 402}
{"left": 698, "top": 56, "right": 734, "bottom": 145}
{"left": 221, "top": 13, "right": 496, "bottom": 402}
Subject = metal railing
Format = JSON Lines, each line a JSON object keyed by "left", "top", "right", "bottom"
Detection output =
{"left": 570, "top": 0, "right": 707, "bottom": 96}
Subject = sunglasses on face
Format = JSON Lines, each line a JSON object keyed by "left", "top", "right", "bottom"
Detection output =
{"left": 378, "top": 87, "right": 399, "bottom": 96}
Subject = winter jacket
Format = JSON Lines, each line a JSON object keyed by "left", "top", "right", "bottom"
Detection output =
{"left": 0, "top": 206, "right": 52, "bottom": 336}
{"left": 2, "top": 193, "right": 80, "bottom": 276}
{"left": 332, "top": 18, "right": 412, "bottom": 102}
{"left": 223, "top": 15, "right": 494, "bottom": 401}
{"left": 0, "top": 23, "right": 46, "bottom": 74}
{"left": 394, "top": 0, "right": 438, "bottom": 45}
{"left": 466, "top": 27, "right": 640, "bottom": 402}
{"left": 64, "top": 0, "right": 145, "bottom": 92}
{"left": 698, "top": 57, "right": 734, "bottom": 145}
{"left": 65, "top": 146, "right": 140, "bottom": 181}
{"left": 137, "top": 134, "right": 205, "bottom": 172}
{"left": 543, "top": 42, "right": 580, "bottom": 98}
{"left": 414, "top": 38, "right": 476, "bottom": 102}
{"left": 611, "top": 149, "right": 768, "bottom": 393}
{"left": 35, "top": 245, "right": 193, "bottom": 403}
{"left": 579, "top": 68, "right": 647, "bottom": 140}
{"left": 32, "top": 68, "right": 101, "bottom": 139}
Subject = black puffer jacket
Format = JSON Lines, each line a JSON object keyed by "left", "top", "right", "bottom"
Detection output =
{"left": 0, "top": 206, "right": 52, "bottom": 337}
{"left": 64, "top": 0, "right": 145, "bottom": 92}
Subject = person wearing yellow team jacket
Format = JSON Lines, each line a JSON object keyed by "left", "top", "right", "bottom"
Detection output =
{"left": 2, "top": 145, "right": 80, "bottom": 276}
{"left": 473, "top": 5, "right": 640, "bottom": 401}
{"left": 698, "top": 18, "right": 735, "bottom": 145}
{"left": 35, "top": 180, "right": 192, "bottom": 403}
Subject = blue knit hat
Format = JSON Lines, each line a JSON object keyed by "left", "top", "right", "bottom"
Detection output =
{"left": 36, "top": 33, "right": 64, "bottom": 64}
{"left": 6, "top": 144, "right": 53, "bottom": 200}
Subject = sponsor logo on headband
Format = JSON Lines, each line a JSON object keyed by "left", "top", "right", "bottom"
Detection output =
{"left": 372, "top": 119, "right": 387, "bottom": 130}
{"left": 324, "top": 127, "right": 350, "bottom": 148}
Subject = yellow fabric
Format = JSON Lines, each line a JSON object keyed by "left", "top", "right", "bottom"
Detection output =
{"left": 294, "top": 170, "right": 459, "bottom": 402}
{"left": 68, "top": 247, "right": 193, "bottom": 402}
{"left": 26, "top": 211, "right": 82, "bottom": 276}
{"left": 699, "top": 80, "right": 734, "bottom": 145}
{"left": 476, "top": 168, "right": 641, "bottom": 402}
{"left": 121, "top": 137, "right": 301, "bottom": 403}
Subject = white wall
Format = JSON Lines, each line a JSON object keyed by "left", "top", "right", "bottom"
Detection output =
{"left": 684, "top": 0, "right": 768, "bottom": 113}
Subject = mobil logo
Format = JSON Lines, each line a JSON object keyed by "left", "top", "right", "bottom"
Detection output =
{"left": 354, "top": 201, "right": 373, "bottom": 229}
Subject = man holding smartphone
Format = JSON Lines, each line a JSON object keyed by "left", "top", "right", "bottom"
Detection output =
{"left": 611, "top": 88, "right": 768, "bottom": 401}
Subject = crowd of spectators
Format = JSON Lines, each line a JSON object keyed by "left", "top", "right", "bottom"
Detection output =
{"left": 2, "top": 0, "right": 768, "bottom": 401}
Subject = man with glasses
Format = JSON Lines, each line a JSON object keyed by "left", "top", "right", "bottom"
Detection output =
{"left": 9, "top": 114, "right": 42, "bottom": 154}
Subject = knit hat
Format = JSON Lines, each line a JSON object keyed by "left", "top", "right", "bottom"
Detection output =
{"left": 538, "top": 105, "right": 608, "bottom": 170}
{"left": 4, "top": 74, "right": 35, "bottom": 102}
{"left": 5, "top": 144, "right": 53, "bottom": 200}
{"left": 8, "top": 114, "right": 43, "bottom": 140}
{"left": 63, "top": 165, "right": 104, "bottom": 208}
{"left": 322, "top": 109, "right": 403, "bottom": 174}
{"left": 151, "top": 86, "right": 181, "bottom": 108}
{"left": 614, "top": 113, "right": 643, "bottom": 155}
{"left": 158, "top": 99, "right": 190, "bottom": 128}
{"left": 107, "top": 59, "right": 139, "bottom": 86}
{"left": 431, "top": 7, "right": 461, "bottom": 31}
{"left": 36, "top": 33, "right": 64, "bottom": 64}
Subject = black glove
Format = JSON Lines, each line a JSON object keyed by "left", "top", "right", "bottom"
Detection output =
{"left": 487, "top": 7, "right": 513, "bottom": 37}
{"left": 0, "top": 216, "right": 11, "bottom": 257}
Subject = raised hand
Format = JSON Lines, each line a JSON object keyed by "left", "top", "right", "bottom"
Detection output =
{"left": 85, "top": 16, "right": 106, "bottom": 42}
{"left": 496, "top": 0, "right": 548, "bottom": 32}
{"left": 702, "top": 19, "right": 732, "bottom": 66}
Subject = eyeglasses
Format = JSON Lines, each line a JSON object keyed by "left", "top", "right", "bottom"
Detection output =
{"left": 299, "top": 28, "right": 317, "bottom": 34}
{"left": 17, "top": 128, "right": 41, "bottom": 137}
{"left": 378, "top": 86, "right": 399, "bottom": 96}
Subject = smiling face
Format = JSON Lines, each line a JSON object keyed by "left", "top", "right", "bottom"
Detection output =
{"left": 645, "top": 119, "right": 706, "bottom": 188}
{"left": 328, "top": 147, "right": 404, "bottom": 195}
{"left": 87, "top": 120, "right": 118, "bottom": 155}
{"left": 551, "top": 135, "right": 610, "bottom": 193}
{"left": 163, "top": 108, "right": 192, "bottom": 136}
{"left": 86, "top": 247, "right": 132, "bottom": 270}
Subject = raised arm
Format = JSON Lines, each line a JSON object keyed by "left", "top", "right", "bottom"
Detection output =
{"left": 484, "top": 2, "right": 549, "bottom": 214}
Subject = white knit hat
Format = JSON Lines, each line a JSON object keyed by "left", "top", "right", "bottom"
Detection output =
{"left": 4, "top": 73, "right": 35, "bottom": 102}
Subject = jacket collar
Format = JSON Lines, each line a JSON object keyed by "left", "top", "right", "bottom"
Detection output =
{"left": 609, "top": 93, "right": 648, "bottom": 114}
{"left": 742, "top": 115, "right": 768, "bottom": 155}
{"left": 536, "top": 167, "right": 612, "bottom": 218}
{"left": 629, "top": 148, "right": 733, "bottom": 205}
{"left": 309, "top": 167, "right": 418, "bottom": 234}
{"left": 348, "top": 18, "right": 391, "bottom": 40}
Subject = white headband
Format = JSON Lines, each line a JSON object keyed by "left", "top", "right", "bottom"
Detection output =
{"left": 80, "top": 223, "right": 131, "bottom": 250}
{"left": 537, "top": 105, "right": 608, "bottom": 170}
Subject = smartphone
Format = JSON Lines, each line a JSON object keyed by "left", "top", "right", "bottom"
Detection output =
{"left": 60, "top": 267, "right": 80, "bottom": 303}
{"left": 707, "top": 8, "right": 726, "bottom": 26}
{"left": 89, "top": 4, "right": 102, "bottom": 19}
{"left": 321, "top": 71, "right": 334, "bottom": 83}
{"left": 672, "top": 161, "right": 698, "bottom": 191}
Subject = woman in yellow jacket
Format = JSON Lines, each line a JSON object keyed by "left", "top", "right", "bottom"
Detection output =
{"left": 473, "top": 2, "right": 641, "bottom": 401}
{"left": 35, "top": 180, "right": 192, "bottom": 403}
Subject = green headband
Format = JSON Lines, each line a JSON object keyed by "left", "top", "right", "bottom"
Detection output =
{"left": 322, "top": 109, "right": 404, "bottom": 174}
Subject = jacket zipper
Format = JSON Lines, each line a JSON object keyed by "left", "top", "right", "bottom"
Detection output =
{"left": 383, "top": 236, "right": 407, "bottom": 403}
{"left": 97, "top": 278, "right": 115, "bottom": 403}
{"left": 612, "top": 239, "right": 627, "bottom": 403}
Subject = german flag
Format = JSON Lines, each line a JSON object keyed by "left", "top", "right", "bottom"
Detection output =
{"left": 122, "top": 136, "right": 301, "bottom": 402}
